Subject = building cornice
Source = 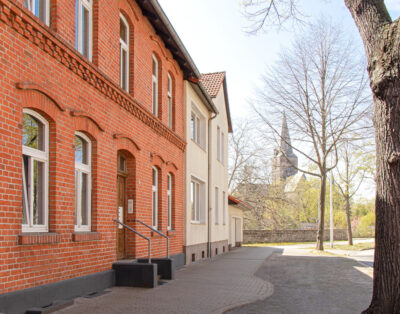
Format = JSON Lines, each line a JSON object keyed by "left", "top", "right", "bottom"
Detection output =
{"left": 0, "top": 0, "right": 186, "bottom": 151}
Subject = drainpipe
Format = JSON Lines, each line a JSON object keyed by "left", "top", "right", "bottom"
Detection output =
{"left": 208, "top": 112, "right": 217, "bottom": 258}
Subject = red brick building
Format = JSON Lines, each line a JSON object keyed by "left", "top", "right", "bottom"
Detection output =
{"left": 0, "top": 0, "right": 203, "bottom": 311}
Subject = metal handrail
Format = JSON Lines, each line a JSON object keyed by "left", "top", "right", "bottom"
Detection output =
{"left": 113, "top": 219, "right": 151, "bottom": 263}
{"left": 137, "top": 219, "right": 169, "bottom": 258}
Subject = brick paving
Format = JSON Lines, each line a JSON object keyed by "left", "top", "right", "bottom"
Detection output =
{"left": 228, "top": 247, "right": 373, "bottom": 314}
{"left": 55, "top": 247, "right": 275, "bottom": 314}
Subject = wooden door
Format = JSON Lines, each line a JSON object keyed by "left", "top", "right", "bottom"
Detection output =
{"left": 117, "top": 175, "right": 126, "bottom": 259}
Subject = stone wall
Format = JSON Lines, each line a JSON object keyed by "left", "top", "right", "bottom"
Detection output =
{"left": 244, "top": 229, "right": 348, "bottom": 243}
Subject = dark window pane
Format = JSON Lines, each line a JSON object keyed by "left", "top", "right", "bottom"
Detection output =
{"left": 23, "top": 113, "right": 44, "bottom": 150}
{"left": 81, "top": 173, "right": 88, "bottom": 225}
{"left": 33, "top": 160, "right": 44, "bottom": 225}
{"left": 120, "top": 19, "right": 127, "bottom": 42}
{"left": 75, "top": 135, "right": 88, "bottom": 164}
{"left": 82, "top": 6, "right": 89, "bottom": 58}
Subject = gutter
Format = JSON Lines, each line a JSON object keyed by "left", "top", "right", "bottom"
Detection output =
{"left": 207, "top": 112, "right": 218, "bottom": 258}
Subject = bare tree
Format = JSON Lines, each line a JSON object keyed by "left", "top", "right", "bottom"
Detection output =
{"left": 335, "top": 138, "right": 375, "bottom": 245}
{"left": 244, "top": 1, "right": 400, "bottom": 312}
{"left": 254, "top": 19, "right": 371, "bottom": 251}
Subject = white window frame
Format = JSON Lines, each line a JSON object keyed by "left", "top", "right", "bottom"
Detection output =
{"left": 190, "top": 108, "right": 205, "bottom": 148}
{"left": 190, "top": 178, "right": 202, "bottom": 223}
{"left": 221, "top": 132, "right": 225, "bottom": 165}
{"left": 76, "top": 0, "right": 93, "bottom": 60}
{"left": 120, "top": 14, "right": 129, "bottom": 92}
{"left": 22, "top": 109, "right": 49, "bottom": 233}
{"left": 217, "top": 126, "right": 221, "bottom": 161}
{"left": 167, "top": 173, "right": 172, "bottom": 230}
{"left": 74, "top": 132, "right": 92, "bottom": 232}
{"left": 152, "top": 55, "right": 159, "bottom": 116}
{"left": 223, "top": 191, "right": 226, "bottom": 225}
{"left": 152, "top": 167, "right": 158, "bottom": 229}
{"left": 24, "top": 0, "right": 50, "bottom": 26}
{"left": 215, "top": 186, "right": 219, "bottom": 225}
{"left": 168, "top": 74, "right": 173, "bottom": 128}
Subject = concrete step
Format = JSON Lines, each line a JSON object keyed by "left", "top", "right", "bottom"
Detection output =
{"left": 112, "top": 262, "right": 158, "bottom": 288}
{"left": 137, "top": 258, "right": 175, "bottom": 280}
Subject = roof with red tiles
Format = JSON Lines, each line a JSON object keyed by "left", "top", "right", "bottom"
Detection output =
{"left": 201, "top": 72, "right": 226, "bottom": 98}
{"left": 200, "top": 72, "right": 233, "bottom": 133}
{"left": 228, "top": 195, "right": 252, "bottom": 211}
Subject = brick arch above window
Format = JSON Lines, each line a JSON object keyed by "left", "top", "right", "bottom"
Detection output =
{"left": 150, "top": 152, "right": 165, "bottom": 169}
{"left": 70, "top": 111, "right": 104, "bottom": 139}
{"left": 16, "top": 82, "right": 66, "bottom": 112}
{"left": 113, "top": 133, "right": 141, "bottom": 156}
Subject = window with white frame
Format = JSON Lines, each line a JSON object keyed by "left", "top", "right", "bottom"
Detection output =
{"left": 168, "top": 74, "right": 173, "bottom": 128}
{"left": 167, "top": 173, "right": 172, "bottom": 230}
{"left": 120, "top": 15, "right": 129, "bottom": 92}
{"left": 221, "top": 132, "right": 225, "bottom": 165}
{"left": 22, "top": 109, "right": 49, "bottom": 232}
{"left": 222, "top": 191, "right": 226, "bottom": 225}
{"left": 75, "top": 0, "right": 92, "bottom": 60}
{"left": 215, "top": 186, "right": 219, "bottom": 224}
{"left": 217, "top": 126, "right": 221, "bottom": 161}
{"left": 152, "top": 167, "right": 158, "bottom": 228}
{"left": 75, "top": 132, "right": 91, "bottom": 231}
{"left": 191, "top": 178, "right": 205, "bottom": 223}
{"left": 152, "top": 55, "right": 159, "bottom": 116}
{"left": 24, "top": 0, "right": 50, "bottom": 25}
{"left": 190, "top": 108, "right": 205, "bottom": 148}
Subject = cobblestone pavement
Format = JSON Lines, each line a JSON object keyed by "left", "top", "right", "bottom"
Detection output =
{"left": 55, "top": 247, "right": 275, "bottom": 314}
{"left": 227, "top": 247, "right": 373, "bottom": 314}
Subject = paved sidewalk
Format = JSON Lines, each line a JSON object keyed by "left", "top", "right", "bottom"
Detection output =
{"left": 55, "top": 247, "right": 275, "bottom": 314}
{"left": 228, "top": 247, "right": 373, "bottom": 314}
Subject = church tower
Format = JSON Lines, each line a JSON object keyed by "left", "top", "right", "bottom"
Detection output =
{"left": 271, "top": 113, "right": 298, "bottom": 183}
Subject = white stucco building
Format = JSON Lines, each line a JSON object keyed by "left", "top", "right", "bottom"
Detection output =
{"left": 184, "top": 72, "right": 232, "bottom": 264}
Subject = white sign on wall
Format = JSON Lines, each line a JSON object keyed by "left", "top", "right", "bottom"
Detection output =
{"left": 128, "top": 199, "right": 134, "bottom": 214}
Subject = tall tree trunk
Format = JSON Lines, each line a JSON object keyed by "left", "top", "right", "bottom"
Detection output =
{"left": 316, "top": 174, "right": 326, "bottom": 250}
{"left": 344, "top": 195, "right": 353, "bottom": 246}
{"left": 345, "top": 1, "right": 400, "bottom": 312}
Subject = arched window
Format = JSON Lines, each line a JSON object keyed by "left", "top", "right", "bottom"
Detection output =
{"left": 75, "top": 132, "right": 91, "bottom": 231}
{"left": 75, "top": 0, "right": 92, "bottom": 60}
{"left": 152, "top": 55, "right": 159, "bottom": 116}
{"left": 120, "top": 14, "right": 129, "bottom": 92}
{"left": 167, "top": 173, "right": 172, "bottom": 230}
{"left": 22, "top": 109, "right": 49, "bottom": 232}
{"left": 24, "top": 0, "right": 50, "bottom": 26}
{"left": 167, "top": 74, "right": 173, "bottom": 128}
{"left": 152, "top": 167, "right": 158, "bottom": 228}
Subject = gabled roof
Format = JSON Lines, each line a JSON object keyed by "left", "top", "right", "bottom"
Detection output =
{"left": 201, "top": 72, "right": 233, "bottom": 133}
{"left": 228, "top": 195, "right": 252, "bottom": 211}
{"left": 135, "top": 0, "right": 200, "bottom": 79}
{"left": 201, "top": 72, "right": 226, "bottom": 98}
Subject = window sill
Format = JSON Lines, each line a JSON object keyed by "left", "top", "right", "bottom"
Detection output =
{"left": 167, "top": 230, "right": 177, "bottom": 237}
{"left": 72, "top": 232, "right": 101, "bottom": 242}
{"left": 191, "top": 139, "right": 207, "bottom": 152}
{"left": 18, "top": 232, "right": 61, "bottom": 245}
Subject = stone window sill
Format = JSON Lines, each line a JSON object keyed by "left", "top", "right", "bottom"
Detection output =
{"left": 18, "top": 232, "right": 61, "bottom": 245}
{"left": 167, "top": 230, "right": 177, "bottom": 237}
{"left": 72, "top": 232, "right": 101, "bottom": 242}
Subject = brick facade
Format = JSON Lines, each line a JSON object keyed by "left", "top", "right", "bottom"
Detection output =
{"left": 0, "top": 0, "right": 186, "bottom": 294}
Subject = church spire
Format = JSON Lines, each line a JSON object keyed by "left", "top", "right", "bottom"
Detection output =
{"left": 271, "top": 112, "right": 298, "bottom": 183}
{"left": 280, "top": 112, "right": 294, "bottom": 156}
